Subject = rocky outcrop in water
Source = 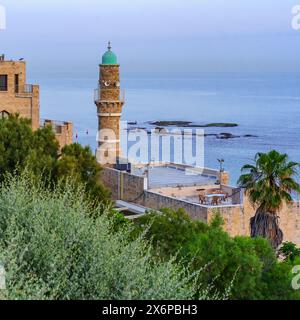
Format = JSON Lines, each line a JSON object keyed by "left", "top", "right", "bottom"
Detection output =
{"left": 149, "top": 121, "right": 239, "bottom": 128}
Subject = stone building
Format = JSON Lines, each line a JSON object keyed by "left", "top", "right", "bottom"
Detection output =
{"left": 94, "top": 42, "right": 125, "bottom": 166}
{"left": 0, "top": 54, "right": 73, "bottom": 149}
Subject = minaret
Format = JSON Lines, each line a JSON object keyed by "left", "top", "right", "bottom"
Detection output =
{"left": 95, "top": 42, "right": 125, "bottom": 166}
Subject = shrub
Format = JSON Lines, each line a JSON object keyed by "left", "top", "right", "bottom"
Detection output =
{"left": 134, "top": 209, "right": 298, "bottom": 300}
{"left": 278, "top": 242, "right": 300, "bottom": 262}
{"left": 0, "top": 173, "right": 217, "bottom": 300}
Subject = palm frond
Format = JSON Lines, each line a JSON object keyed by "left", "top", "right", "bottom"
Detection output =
{"left": 237, "top": 150, "right": 300, "bottom": 212}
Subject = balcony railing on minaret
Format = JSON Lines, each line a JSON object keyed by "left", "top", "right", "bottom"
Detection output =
{"left": 94, "top": 88, "right": 125, "bottom": 104}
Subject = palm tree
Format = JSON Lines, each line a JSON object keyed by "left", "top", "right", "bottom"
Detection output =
{"left": 238, "top": 150, "right": 300, "bottom": 249}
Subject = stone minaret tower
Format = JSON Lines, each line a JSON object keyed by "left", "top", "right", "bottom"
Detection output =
{"left": 95, "top": 42, "right": 125, "bottom": 166}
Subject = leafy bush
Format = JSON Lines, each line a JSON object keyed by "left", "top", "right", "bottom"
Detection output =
{"left": 134, "top": 209, "right": 299, "bottom": 300}
{"left": 279, "top": 242, "right": 300, "bottom": 262}
{"left": 0, "top": 173, "right": 219, "bottom": 300}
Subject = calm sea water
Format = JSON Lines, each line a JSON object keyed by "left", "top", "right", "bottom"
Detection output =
{"left": 38, "top": 73, "right": 300, "bottom": 186}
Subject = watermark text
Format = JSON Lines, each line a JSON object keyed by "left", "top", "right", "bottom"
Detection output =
{"left": 0, "top": 4, "right": 6, "bottom": 30}
{"left": 292, "top": 5, "right": 300, "bottom": 30}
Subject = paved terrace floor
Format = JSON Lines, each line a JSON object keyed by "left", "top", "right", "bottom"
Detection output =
{"left": 132, "top": 165, "right": 217, "bottom": 189}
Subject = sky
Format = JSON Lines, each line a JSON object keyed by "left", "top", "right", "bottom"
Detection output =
{"left": 0, "top": 0, "right": 300, "bottom": 77}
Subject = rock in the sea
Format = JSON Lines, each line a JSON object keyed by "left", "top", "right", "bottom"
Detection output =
{"left": 243, "top": 134, "right": 258, "bottom": 138}
{"left": 216, "top": 133, "right": 240, "bottom": 139}
{"left": 149, "top": 121, "right": 239, "bottom": 128}
{"left": 150, "top": 121, "right": 192, "bottom": 127}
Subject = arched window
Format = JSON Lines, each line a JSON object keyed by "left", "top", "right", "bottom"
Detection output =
{"left": 0, "top": 110, "right": 10, "bottom": 119}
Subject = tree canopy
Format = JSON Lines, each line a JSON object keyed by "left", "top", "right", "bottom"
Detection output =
{"left": 0, "top": 115, "right": 58, "bottom": 180}
{"left": 238, "top": 150, "right": 300, "bottom": 213}
{"left": 134, "top": 208, "right": 300, "bottom": 300}
{"left": 0, "top": 114, "right": 110, "bottom": 204}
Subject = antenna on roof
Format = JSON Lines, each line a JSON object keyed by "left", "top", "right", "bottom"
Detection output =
{"left": 217, "top": 159, "right": 225, "bottom": 172}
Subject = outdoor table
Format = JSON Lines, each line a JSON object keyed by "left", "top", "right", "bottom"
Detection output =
{"left": 205, "top": 194, "right": 226, "bottom": 198}
{"left": 205, "top": 194, "right": 227, "bottom": 205}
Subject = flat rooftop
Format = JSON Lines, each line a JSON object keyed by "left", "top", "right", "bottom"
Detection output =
{"left": 132, "top": 164, "right": 218, "bottom": 189}
{"left": 115, "top": 200, "right": 150, "bottom": 219}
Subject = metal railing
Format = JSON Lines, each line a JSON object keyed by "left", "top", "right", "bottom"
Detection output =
{"left": 23, "top": 84, "right": 33, "bottom": 93}
{"left": 94, "top": 88, "right": 125, "bottom": 103}
{"left": 15, "top": 84, "right": 33, "bottom": 94}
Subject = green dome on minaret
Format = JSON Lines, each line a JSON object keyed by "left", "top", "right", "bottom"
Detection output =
{"left": 102, "top": 42, "right": 118, "bottom": 65}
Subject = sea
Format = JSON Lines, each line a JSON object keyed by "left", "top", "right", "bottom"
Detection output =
{"left": 37, "top": 73, "right": 300, "bottom": 187}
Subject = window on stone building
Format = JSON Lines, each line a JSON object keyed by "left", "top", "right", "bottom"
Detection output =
{"left": 55, "top": 125, "right": 62, "bottom": 134}
{"left": 0, "top": 75, "right": 8, "bottom": 91}
{"left": 0, "top": 111, "right": 10, "bottom": 119}
{"left": 15, "top": 74, "right": 19, "bottom": 93}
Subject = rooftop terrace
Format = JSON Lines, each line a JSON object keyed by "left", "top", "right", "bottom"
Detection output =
{"left": 131, "top": 163, "right": 219, "bottom": 189}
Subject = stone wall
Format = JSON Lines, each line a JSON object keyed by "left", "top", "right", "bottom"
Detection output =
{"left": 101, "top": 167, "right": 120, "bottom": 199}
{"left": 56, "top": 122, "right": 73, "bottom": 150}
{"left": 44, "top": 120, "right": 73, "bottom": 150}
{"left": 279, "top": 201, "right": 300, "bottom": 245}
{"left": 207, "top": 205, "right": 248, "bottom": 237}
{"left": 139, "top": 190, "right": 208, "bottom": 221}
{"left": 241, "top": 194, "right": 300, "bottom": 245}
{"left": 207, "top": 193, "right": 300, "bottom": 246}
{"left": 101, "top": 167, "right": 146, "bottom": 202}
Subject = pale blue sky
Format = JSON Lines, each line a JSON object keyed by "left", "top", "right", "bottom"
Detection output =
{"left": 1, "top": 0, "right": 300, "bottom": 77}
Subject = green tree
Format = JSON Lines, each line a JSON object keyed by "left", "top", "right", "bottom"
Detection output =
{"left": 278, "top": 242, "right": 300, "bottom": 262}
{"left": 134, "top": 208, "right": 298, "bottom": 300}
{"left": 238, "top": 150, "right": 300, "bottom": 249}
{"left": 25, "top": 125, "right": 59, "bottom": 180}
{"left": 0, "top": 114, "right": 58, "bottom": 181}
{"left": 133, "top": 208, "right": 208, "bottom": 258}
{"left": 57, "top": 143, "right": 111, "bottom": 204}
{"left": 0, "top": 115, "right": 110, "bottom": 204}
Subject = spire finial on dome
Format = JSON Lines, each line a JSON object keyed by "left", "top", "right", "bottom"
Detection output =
{"left": 102, "top": 42, "right": 117, "bottom": 64}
